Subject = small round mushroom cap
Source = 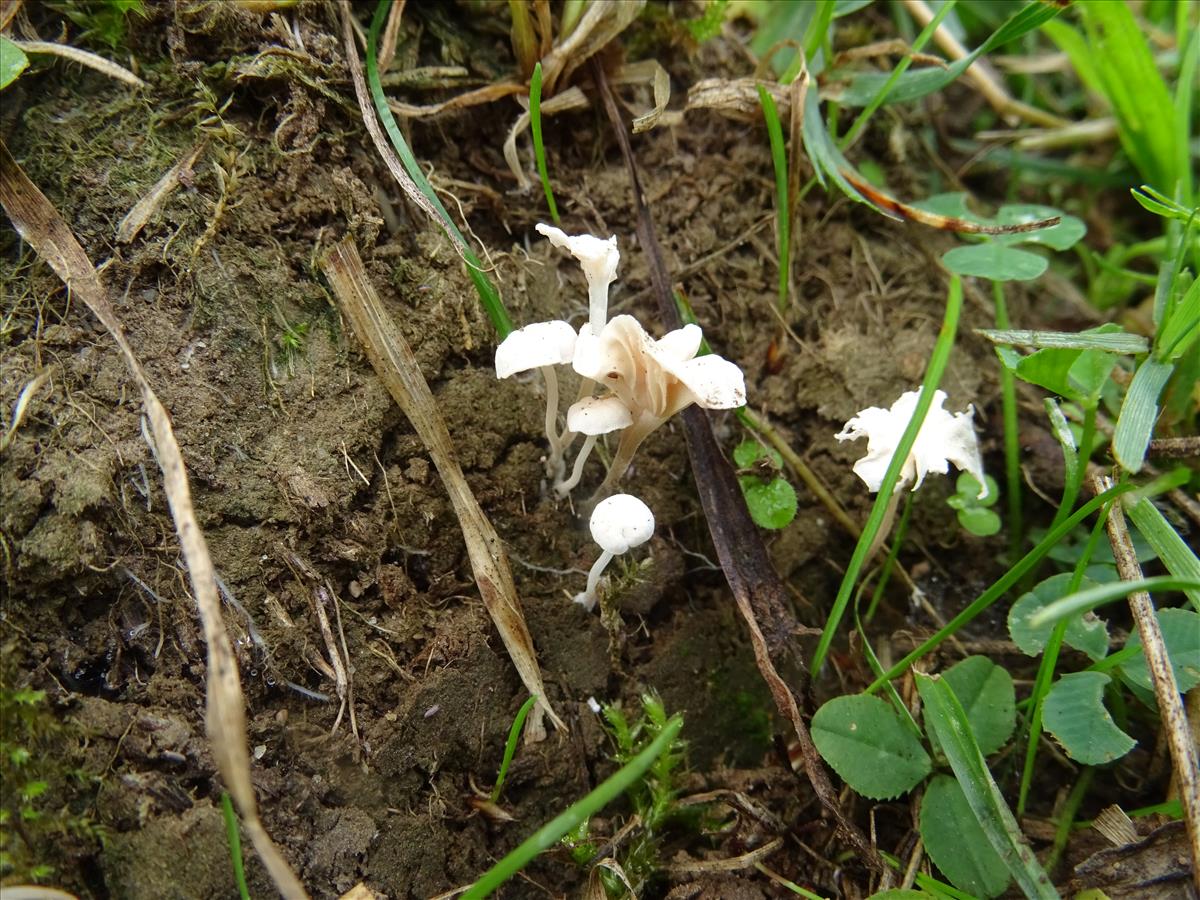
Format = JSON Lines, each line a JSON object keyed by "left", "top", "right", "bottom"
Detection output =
{"left": 566, "top": 395, "right": 633, "bottom": 435}
{"left": 495, "top": 320, "right": 578, "bottom": 379}
{"left": 589, "top": 494, "right": 655, "bottom": 555}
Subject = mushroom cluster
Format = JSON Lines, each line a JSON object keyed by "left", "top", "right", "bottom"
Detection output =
{"left": 495, "top": 223, "right": 746, "bottom": 499}
{"left": 495, "top": 223, "right": 747, "bottom": 613}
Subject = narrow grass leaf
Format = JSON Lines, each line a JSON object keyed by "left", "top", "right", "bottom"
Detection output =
{"left": 1008, "top": 574, "right": 1108, "bottom": 661}
{"left": 993, "top": 206, "right": 1086, "bottom": 250}
{"left": 492, "top": 694, "right": 538, "bottom": 803}
{"left": 1112, "top": 359, "right": 1172, "bottom": 473}
{"left": 1157, "top": 275, "right": 1200, "bottom": 360}
{"left": 528, "top": 63, "right": 559, "bottom": 225}
{"left": 1120, "top": 608, "right": 1200, "bottom": 694}
{"left": 221, "top": 793, "right": 252, "bottom": 900}
{"left": 920, "top": 775, "right": 1011, "bottom": 898}
{"left": 916, "top": 674, "right": 1059, "bottom": 900}
{"left": 837, "top": 3, "right": 1064, "bottom": 107}
{"left": 1028, "top": 576, "right": 1200, "bottom": 628}
{"left": 811, "top": 694, "right": 931, "bottom": 800}
{"left": 930, "top": 657, "right": 1016, "bottom": 758}
{"left": 979, "top": 329, "right": 1149, "bottom": 355}
{"left": 812, "top": 277, "right": 962, "bottom": 673}
{"left": 462, "top": 715, "right": 683, "bottom": 899}
{"left": 364, "top": 0, "right": 513, "bottom": 337}
{"left": 1077, "top": 2, "right": 1178, "bottom": 192}
{"left": 1124, "top": 495, "right": 1200, "bottom": 610}
{"left": 1042, "top": 672, "right": 1136, "bottom": 765}
{"left": 757, "top": 85, "right": 790, "bottom": 312}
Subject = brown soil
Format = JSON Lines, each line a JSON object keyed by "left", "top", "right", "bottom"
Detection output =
{"left": 0, "top": 3, "right": 1088, "bottom": 898}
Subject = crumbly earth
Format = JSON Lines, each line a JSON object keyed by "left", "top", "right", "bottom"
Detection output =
{"left": 0, "top": 3, "right": 1126, "bottom": 899}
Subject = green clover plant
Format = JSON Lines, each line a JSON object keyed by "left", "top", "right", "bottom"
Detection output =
{"left": 947, "top": 472, "right": 1001, "bottom": 537}
{"left": 733, "top": 440, "right": 797, "bottom": 530}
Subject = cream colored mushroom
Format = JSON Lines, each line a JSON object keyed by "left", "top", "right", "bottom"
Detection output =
{"left": 566, "top": 315, "right": 746, "bottom": 498}
{"left": 574, "top": 493, "right": 655, "bottom": 611}
{"left": 535, "top": 223, "right": 620, "bottom": 333}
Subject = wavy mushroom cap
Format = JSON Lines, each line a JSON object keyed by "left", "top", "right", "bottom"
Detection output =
{"left": 835, "top": 389, "right": 987, "bottom": 497}
{"left": 589, "top": 493, "right": 655, "bottom": 555}
{"left": 535, "top": 223, "right": 620, "bottom": 291}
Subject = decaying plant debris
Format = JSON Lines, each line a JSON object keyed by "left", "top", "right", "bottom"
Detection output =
{"left": 1, "top": 1, "right": 1197, "bottom": 898}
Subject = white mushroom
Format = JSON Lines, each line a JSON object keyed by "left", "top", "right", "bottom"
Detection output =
{"left": 535, "top": 223, "right": 620, "bottom": 333}
{"left": 835, "top": 388, "right": 988, "bottom": 498}
{"left": 564, "top": 315, "right": 746, "bottom": 498}
{"left": 574, "top": 493, "right": 655, "bottom": 611}
{"left": 555, "top": 396, "right": 633, "bottom": 495}
{"left": 494, "top": 320, "right": 579, "bottom": 482}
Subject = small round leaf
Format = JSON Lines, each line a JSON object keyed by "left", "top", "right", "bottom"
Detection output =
{"left": 930, "top": 656, "right": 1015, "bottom": 757}
{"left": 1043, "top": 672, "right": 1136, "bottom": 765}
{"left": 811, "top": 694, "right": 931, "bottom": 800}
{"left": 740, "top": 477, "right": 797, "bottom": 530}
{"left": 920, "top": 775, "right": 1011, "bottom": 898}
{"left": 1120, "top": 608, "right": 1200, "bottom": 694}
{"left": 957, "top": 507, "right": 1001, "bottom": 537}
{"left": 942, "top": 244, "right": 1047, "bottom": 281}
{"left": 1008, "top": 573, "right": 1109, "bottom": 661}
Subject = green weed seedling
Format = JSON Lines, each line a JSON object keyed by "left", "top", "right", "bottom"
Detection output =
{"left": 462, "top": 705, "right": 683, "bottom": 899}
{"left": 733, "top": 440, "right": 797, "bottom": 530}
{"left": 0, "top": 35, "right": 28, "bottom": 89}
{"left": 947, "top": 472, "right": 1000, "bottom": 538}
{"left": 221, "top": 792, "right": 252, "bottom": 900}
{"left": 564, "top": 695, "right": 691, "bottom": 898}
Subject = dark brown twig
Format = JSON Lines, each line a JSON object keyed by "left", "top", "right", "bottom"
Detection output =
{"left": 588, "top": 58, "right": 882, "bottom": 874}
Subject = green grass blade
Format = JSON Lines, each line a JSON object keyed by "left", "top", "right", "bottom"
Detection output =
{"left": 529, "top": 62, "right": 559, "bottom": 225}
{"left": 1077, "top": 2, "right": 1179, "bottom": 193}
{"left": 1112, "top": 359, "right": 1173, "bottom": 473}
{"left": 1028, "top": 576, "right": 1200, "bottom": 629}
{"left": 1123, "top": 495, "right": 1200, "bottom": 610}
{"left": 838, "top": 2, "right": 1062, "bottom": 108}
{"left": 221, "top": 792, "right": 252, "bottom": 900}
{"left": 978, "top": 329, "right": 1149, "bottom": 354}
{"left": 866, "top": 480, "right": 1139, "bottom": 693}
{"left": 462, "top": 715, "right": 684, "bottom": 899}
{"left": 916, "top": 674, "right": 1060, "bottom": 900}
{"left": 839, "top": 0, "right": 956, "bottom": 150}
{"left": 491, "top": 694, "right": 538, "bottom": 804}
{"left": 811, "top": 276, "right": 963, "bottom": 674}
{"left": 991, "top": 283, "right": 1023, "bottom": 559}
{"left": 366, "top": 0, "right": 513, "bottom": 338}
{"left": 757, "top": 85, "right": 790, "bottom": 313}
{"left": 1174, "top": 29, "right": 1197, "bottom": 206}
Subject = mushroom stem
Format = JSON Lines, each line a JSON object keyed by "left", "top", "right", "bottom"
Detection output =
{"left": 555, "top": 433, "right": 598, "bottom": 496}
{"left": 541, "top": 366, "right": 567, "bottom": 482}
{"left": 587, "top": 284, "right": 607, "bottom": 334}
{"left": 590, "top": 418, "right": 658, "bottom": 503}
{"left": 574, "top": 549, "right": 614, "bottom": 611}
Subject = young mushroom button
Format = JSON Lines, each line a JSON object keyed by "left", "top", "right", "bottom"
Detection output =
{"left": 574, "top": 494, "right": 655, "bottom": 612}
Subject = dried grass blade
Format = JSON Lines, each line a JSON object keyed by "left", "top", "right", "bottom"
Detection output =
{"left": 0, "top": 139, "right": 307, "bottom": 899}
{"left": 1094, "top": 472, "right": 1200, "bottom": 893}
{"left": 13, "top": 39, "right": 145, "bottom": 88}
{"left": 320, "top": 238, "right": 563, "bottom": 740}
{"left": 116, "top": 140, "right": 207, "bottom": 244}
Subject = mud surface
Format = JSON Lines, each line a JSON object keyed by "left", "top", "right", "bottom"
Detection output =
{"left": 0, "top": 3, "right": 1109, "bottom": 898}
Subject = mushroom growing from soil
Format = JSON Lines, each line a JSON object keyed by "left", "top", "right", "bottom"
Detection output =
{"left": 835, "top": 387, "right": 987, "bottom": 562}
{"left": 494, "top": 319, "right": 579, "bottom": 482}
{"left": 564, "top": 315, "right": 746, "bottom": 499}
{"left": 835, "top": 388, "right": 987, "bottom": 497}
{"left": 574, "top": 493, "right": 655, "bottom": 611}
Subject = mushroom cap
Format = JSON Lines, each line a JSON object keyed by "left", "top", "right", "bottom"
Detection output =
{"left": 835, "top": 389, "right": 987, "bottom": 496}
{"left": 495, "top": 320, "right": 578, "bottom": 379}
{"left": 589, "top": 493, "right": 655, "bottom": 554}
{"left": 567, "top": 395, "right": 633, "bottom": 435}
{"left": 535, "top": 223, "right": 619, "bottom": 290}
